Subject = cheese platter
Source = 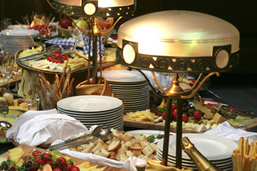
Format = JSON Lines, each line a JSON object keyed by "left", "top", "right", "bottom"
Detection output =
{"left": 15, "top": 46, "right": 115, "bottom": 75}
{"left": 0, "top": 144, "right": 126, "bottom": 171}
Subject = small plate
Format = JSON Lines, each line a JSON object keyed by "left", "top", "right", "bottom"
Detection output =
{"left": 102, "top": 70, "right": 146, "bottom": 83}
{"left": 57, "top": 95, "right": 123, "bottom": 112}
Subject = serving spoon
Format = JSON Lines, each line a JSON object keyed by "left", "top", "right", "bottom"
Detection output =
{"left": 0, "top": 121, "right": 12, "bottom": 129}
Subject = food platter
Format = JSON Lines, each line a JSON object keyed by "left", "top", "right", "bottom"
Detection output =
{"left": 16, "top": 46, "right": 115, "bottom": 75}
{"left": 0, "top": 145, "right": 126, "bottom": 171}
{"left": 0, "top": 109, "right": 26, "bottom": 144}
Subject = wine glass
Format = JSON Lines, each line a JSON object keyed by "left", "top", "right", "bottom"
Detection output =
{"left": 72, "top": 28, "right": 82, "bottom": 50}
{"left": 0, "top": 63, "right": 6, "bottom": 88}
{"left": 24, "top": 93, "right": 35, "bottom": 110}
{"left": 1, "top": 52, "right": 14, "bottom": 91}
{"left": 12, "top": 55, "right": 20, "bottom": 92}
{"left": 0, "top": 45, "right": 6, "bottom": 88}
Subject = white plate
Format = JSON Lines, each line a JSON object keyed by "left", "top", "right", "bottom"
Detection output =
{"left": 157, "top": 147, "right": 233, "bottom": 164}
{"left": 107, "top": 80, "right": 147, "bottom": 85}
{"left": 61, "top": 112, "right": 123, "bottom": 120}
{"left": 1, "top": 29, "right": 39, "bottom": 36}
{"left": 57, "top": 105, "right": 123, "bottom": 115}
{"left": 157, "top": 133, "right": 237, "bottom": 161}
{"left": 57, "top": 95, "right": 123, "bottom": 112}
{"left": 126, "top": 130, "right": 176, "bottom": 137}
{"left": 156, "top": 154, "right": 232, "bottom": 170}
{"left": 75, "top": 115, "right": 123, "bottom": 123}
{"left": 111, "top": 83, "right": 148, "bottom": 88}
{"left": 7, "top": 24, "right": 29, "bottom": 29}
{"left": 59, "top": 111, "right": 123, "bottom": 118}
{"left": 112, "top": 88, "right": 149, "bottom": 93}
{"left": 102, "top": 70, "right": 146, "bottom": 82}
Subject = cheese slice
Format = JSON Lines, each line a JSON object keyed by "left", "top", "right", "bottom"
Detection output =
{"left": 196, "top": 124, "right": 207, "bottom": 132}
{"left": 0, "top": 156, "right": 7, "bottom": 164}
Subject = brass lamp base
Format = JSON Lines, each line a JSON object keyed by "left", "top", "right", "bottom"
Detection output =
{"left": 137, "top": 70, "right": 219, "bottom": 169}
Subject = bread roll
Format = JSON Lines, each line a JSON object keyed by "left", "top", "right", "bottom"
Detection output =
{"left": 3, "top": 93, "right": 14, "bottom": 105}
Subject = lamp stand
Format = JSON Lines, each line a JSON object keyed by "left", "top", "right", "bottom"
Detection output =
{"left": 137, "top": 70, "right": 219, "bottom": 169}
{"left": 71, "top": 17, "right": 122, "bottom": 84}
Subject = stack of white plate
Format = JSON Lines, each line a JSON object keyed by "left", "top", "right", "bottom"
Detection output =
{"left": 0, "top": 29, "right": 39, "bottom": 53}
{"left": 157, "top": 134, "right": 236, "bottom": 171}
{"left": 101, "top": 70, "right": 150, "bottom": 113}
{"left": 57, "top": 95, "right": 124, "bottom": 130}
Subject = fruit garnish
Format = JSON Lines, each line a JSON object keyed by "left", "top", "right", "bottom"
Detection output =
{"left": 98, "top": 17, "right": 113, "bottom": 30}
{"left": 56, "top": 157, "right": 66, "bottom": 167}
{"left": 182, "top": 113, "right": 189, "bottom": 122}
{"left": 193, "top": 110, "right": 202, "bottom": 120}
{"left": 60, "top": 18, "right": 72, "bottom": 29}
{"left": 32, "top": 150, "right": 42, "bottom": 156}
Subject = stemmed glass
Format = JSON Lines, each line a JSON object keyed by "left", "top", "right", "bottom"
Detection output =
{"left": 24, "top": 93, "right": 35, "bottom": 110}
{"left": 0, "top": 45, "right": 6, "bottom": 88}
{"left": 12, "top": 55, "right": 20, "bottom": 92}
{"left": 0, "top": 64, "right": 6, "bottom": 88}
{"left": 1, "top": 52, "right": 14, "bottom": 91}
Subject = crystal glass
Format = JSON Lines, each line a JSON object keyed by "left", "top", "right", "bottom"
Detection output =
{"left": 12, "top": 55, "right": 20, "bottom": 92}
{"left": 1, "top": 52, "right": 14, "bottom": 91}
{"left": 24, "top": 93, "right": 35, "bottom": 110}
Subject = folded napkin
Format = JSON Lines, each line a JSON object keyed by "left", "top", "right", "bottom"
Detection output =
{"left": 6, "top": 109, "right": 88, "bottom": 146}
{"left": 204, "top": 121, "right": 257, "bottom": 144}
{"left": 51, "top": 139, "right": 145, "bottom": 171}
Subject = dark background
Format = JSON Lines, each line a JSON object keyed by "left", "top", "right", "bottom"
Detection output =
{"left": 1, "top": 0, "right": 257, "bottom": 73}
{"left": 1, "top": 0, "right": 257, "bottom": 115}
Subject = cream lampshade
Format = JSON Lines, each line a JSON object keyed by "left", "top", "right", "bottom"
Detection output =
{"left": 117, "top": 10, "right": 240, "bottom": 73}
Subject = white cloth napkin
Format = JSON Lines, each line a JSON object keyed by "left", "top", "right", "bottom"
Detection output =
{"left": 204, "top": 121, "right": 257, "bottom": 144}
{"left": 6, "top": 109, "right": 88, "bottom": 146}
{"left": 51, "top": 140, "right": 143, "bottom": 171}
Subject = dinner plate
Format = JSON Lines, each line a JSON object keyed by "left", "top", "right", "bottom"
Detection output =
{"left": 7, "top": 24, "right": 29, "bottom": 29}
{"left": 156, "top": 154, "right": 233, "bottom": 170}
{"left": 111, "top": 83, "right": 148, "bottom": 88}
{"left": 157, "top": 147, "right": 233, "bottom": 163}
{"left": 157, "top": 133, "right": 237, "bottom": 161}
{"left": 60, "top": 112, "right": 123, "bottom": 121}
{"left": 112, "top": 88, "right": 149, "bottom": 93}
{"left": 1, "top": 29, "right": 39, "bottom": 36}
{"left": 124, "top": 103, "right": 149, "bottom": 108}
{"left": 74, "top": 115, "right": 123, "bottom": 123}
{"left": 57, "top": 95, "right": 123, "bottom": 112}
{"left": 126, "top": 130, "right": 176, "bottom": 137}
{"left": 59, "top": 110, "right": 123, "bottom": 118}
{"left": 107, "top": 80, "right": 147, "bottom": 85}
{"left": 120, "top": 98, "right": 149, "bottom": 103}
{"left": 102, "top": 70, "right": 146, "bottom": 83}
{"left": 57, "top": 105, "right": 123, "bottom": 115}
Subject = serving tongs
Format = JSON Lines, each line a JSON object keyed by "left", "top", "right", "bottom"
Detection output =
{"left": 48, "top": 125, "right": 113, "bottom": 151}
{"left": 18, "top": 52, "right": 47, "bottom": 62}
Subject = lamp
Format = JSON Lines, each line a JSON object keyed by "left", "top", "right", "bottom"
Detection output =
{"left": 117, "top": 10, "right": 239, "bottom": 169}
{"left": 46, "top": 0, "right": 136, "bottom": 83}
